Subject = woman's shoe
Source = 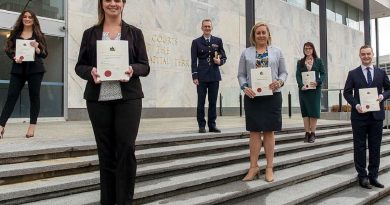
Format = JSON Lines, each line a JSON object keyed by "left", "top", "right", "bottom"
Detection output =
{"left": 308, "top": 132, "right": 315, "bottom": 143}
{"left": 25, "top": 134, "right": 34, "bottom": 138}
{"left": 265, "top": 166, "right": 274, "bottom": 182}
{"left": 242, "top": 167, "right": 260, "bottom": 181}
{"left": 25, "top": 133, "right": 34, "bottom": 138}
{"left": 0, "top": 127, "right": 4, "bottom": 139}
{"left": 304, "top": 132, "right": 310, "bottom": 143}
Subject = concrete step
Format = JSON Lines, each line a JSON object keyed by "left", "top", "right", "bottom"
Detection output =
{"left": 0, "top": 155, "right": 99, "bottom": 186}
{"left": 0, "top": 171, "right": 100, "bottom": 204}
{"left": 143, "top": 146, "right": 390, "bottom": 205}
{"left": 10, "top": 139, "right": 390, "bottom": 205}
{"left": 0, "top": 124, "right": 351, "bottom": 165}
{"left": 137, "top": 127, "right": 355, "bottom": 163}
{"left": 312, "top": 170, "right": 390, "bottom": 205}
{"left": 0, "top": 128, "right": 357, "bottom": 186}
{"left": 0, "top": 139, "right": 97, "bottom": 165}
{"left": 232, "top": 159, "right": 390, "bottom": 205}
{"left": 136, "top": 122, "right": 351, "bottom": 148}
{"left": 23, "top": 191, "right": 99, "bottom": 205}
{"left": 374, "top": 195, "right": 390, "bottom": 205}
{"left": 137, "top": 132, "right": 377, "bottom": 179}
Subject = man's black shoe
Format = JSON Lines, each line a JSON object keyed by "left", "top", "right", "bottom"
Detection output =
{"left": 359, "top": 178, "right": 372, "bottom": 189}
{"left": 199, "top": 127, "right": 206, "bottom": 133}
{"left": 370, "top": 178, "right": 385, "bottom": 188}
{"left": 209, "top": 127, "right": 221, "bottom": 133}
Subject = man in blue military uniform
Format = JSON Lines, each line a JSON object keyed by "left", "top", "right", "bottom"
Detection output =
{"left": 191, "top": 19, "right": 227, "bottom": 133}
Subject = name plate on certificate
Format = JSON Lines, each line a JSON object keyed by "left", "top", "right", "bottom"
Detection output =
{"left": 251, "top": 67, "right": 273, "bottom": 96}
{"left": 302, "top": 71, "right": 316, "bottom": 89}
{"left": 359, "top": 88, "right": 380, "bottom": 112}
{"left": 15, "top": 39, "right": 35, "bottom": 62}
{"left": 97, "top": 40, "right": 129, "bottom": 81}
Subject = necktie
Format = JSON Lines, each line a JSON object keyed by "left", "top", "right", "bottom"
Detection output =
{"left": 366, "top": 67, "right": 372, "bottom": 85}
{"left": 206, "top": 38, "right": 210, "bottom": 43}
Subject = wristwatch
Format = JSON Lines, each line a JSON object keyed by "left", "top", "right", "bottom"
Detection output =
{"left": 277, "top": 80, "right": 284, "bottom": 87}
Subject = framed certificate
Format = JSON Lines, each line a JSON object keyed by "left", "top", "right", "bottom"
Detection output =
{"left": 251, "top": 67, "right": 273, "bottom": 96}
{"left": 15, "top": 39, "right": 35, "bottom": 62}
{"left": 302, "top": 71, "right": 316, "bottom": 89}
{"left": 97, "top": 40, "right": 129, "bottom": 81}
{"left": 359, "top": 88, "right": 380, "bottom": 112}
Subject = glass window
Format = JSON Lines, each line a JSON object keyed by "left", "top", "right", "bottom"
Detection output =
{"left": 0, "top": 0, "right": 64, "bottom": 20}
{"left": 0, "top": 29, "right": 64, "bottom": 118}
{"left": 287, "top": 0, "right": 306, "bottom": 9}
{"left": 347, "top": 6, "right": 359, "bottom": 30}
{"left": 326, "top": 0, "right": 336, "bottom": 21}
{"left": 311, "top": 2, "right": 319, "bottom": 15}
{"left": 335, "top": 1, "right": 347, "bottom": 24}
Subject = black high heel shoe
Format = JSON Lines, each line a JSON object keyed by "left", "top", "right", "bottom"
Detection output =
{"left": 304, "top": 132, "right": 310, "bottom": 143}
{"left": 0, "top": 128, "right": 4, "bottom": 139}
{"left": 26, "top": 133, "right": 34, "bottom": 138}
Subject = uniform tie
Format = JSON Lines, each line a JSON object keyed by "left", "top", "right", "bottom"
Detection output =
{"left": 206, "top": 38, "right": 210, "bottom": 43}
{"left": 366, "top": 67, "right": 372, "bottom": 85}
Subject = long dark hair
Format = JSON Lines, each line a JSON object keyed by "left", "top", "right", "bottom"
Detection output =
{"left": 98, "top": 0, "right": 127, "bottom": 26}
{"left": 299, "top": 42, "right": 318, "bottom": 65}
{"left": 5, "top": 10, "right": 47, "bottom": 55}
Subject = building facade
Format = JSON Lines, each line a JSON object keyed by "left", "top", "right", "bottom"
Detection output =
{"left": 0, "top": 0, "right": 389, "bottom": 120}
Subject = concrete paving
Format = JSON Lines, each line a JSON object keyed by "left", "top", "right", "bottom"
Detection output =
{"left": 0, "top": 115, "right": 346, "bottom": 141}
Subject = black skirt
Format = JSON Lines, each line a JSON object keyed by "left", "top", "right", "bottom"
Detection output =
{"left": 244, "top": 92, "right": 282, "bottom": 132}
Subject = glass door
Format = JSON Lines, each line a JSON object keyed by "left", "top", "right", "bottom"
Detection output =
{"left": 0, "top": 0, "right": 65, "bottom": 118}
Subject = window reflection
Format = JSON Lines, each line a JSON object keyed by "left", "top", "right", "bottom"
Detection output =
{"left": 0, "top": 0, "right": 64, "bottom": 20}
{"left": 0, "top": 29, "right": 64, "bottom": 118}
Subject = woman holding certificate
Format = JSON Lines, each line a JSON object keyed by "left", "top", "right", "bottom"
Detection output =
{"left": 75, "top": 0, "right": 150, "bottom": 204}
{"left": 238, "top": 22, "right": 288, "bottom": 182}
{"left": 295, "top": 42, "right": 326, "bottom": 143}
{"left": 0, "top": 10, "right": 47, "bottom": 139}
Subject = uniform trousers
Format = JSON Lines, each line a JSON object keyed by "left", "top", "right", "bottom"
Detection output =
{"left": 196, "top": 81, "right": 219, "bottom": 128}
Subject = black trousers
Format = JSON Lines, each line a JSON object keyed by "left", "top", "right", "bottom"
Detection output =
{"left": 87, "top": 99, "right": 142, "bottom": 205}
{"left": 351, "top": 114, "right": 383, "bottom": 180}
{"left": 0, "top": 73, "right": 44, "bottom": 127}
{"left": 196, "top": 81, "right": 219, "bottom": 128}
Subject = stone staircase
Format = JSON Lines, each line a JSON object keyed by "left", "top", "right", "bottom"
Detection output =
{"left": 1, "top": 122, "right": 390, "bottom": 205}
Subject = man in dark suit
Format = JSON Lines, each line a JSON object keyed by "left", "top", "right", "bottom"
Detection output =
{"left": 343, "top": 45, "right": 390, "bottom": 189}
{"left": 191, "top": 19, "right": 227, "bottom": 133}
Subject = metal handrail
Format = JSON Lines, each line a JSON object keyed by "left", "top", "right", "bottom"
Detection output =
{"left": 321, "top": 88, "right": 343, "bottom": 112}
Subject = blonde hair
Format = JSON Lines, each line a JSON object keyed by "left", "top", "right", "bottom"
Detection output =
{"left": 98, "top": 0, "right": 127, "bottom": 26}
{"left": 249, "top": 22, "right": 272, "bottom": 46}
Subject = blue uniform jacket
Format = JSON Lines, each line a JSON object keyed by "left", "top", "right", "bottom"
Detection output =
{"left": 191, "top": 35, "right": 227, "bottom": 82}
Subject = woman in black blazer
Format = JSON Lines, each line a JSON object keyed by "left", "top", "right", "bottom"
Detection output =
{"left": 75, "top": 0, "right": 150, "bottom": 204}
{"left": 0, "top": 9, "right": 47, "bottom": 139}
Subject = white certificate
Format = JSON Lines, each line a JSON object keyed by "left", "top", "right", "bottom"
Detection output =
{"left": 302, "top": 71, "right": 316, "bottom": 89}
{"left": 359, "top": 88, "right": 380, "bottom": 112}
{"left": 251, "top": 67, "right": 273, "bottom": 96}
{"left": 97, "top": 40, "right": 129, "bottom": 81}
{"left": 15, "top": 39, "right": 35, "bottom": 62}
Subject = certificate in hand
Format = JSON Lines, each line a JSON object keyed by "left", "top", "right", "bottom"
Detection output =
{"left": 97, "top": 40, "right": 129, "bottom": 81}
{"left": 15, "top": 39, "right": 35, "bottom": 62}
{"left": 251, "top": 67, "right": 273, "bottom": 96}
{"left": 302, "top": 71, "right": 316, "bottom": 89}
{"left": 359, "top": 88, "right": 380, "bottom": 112}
